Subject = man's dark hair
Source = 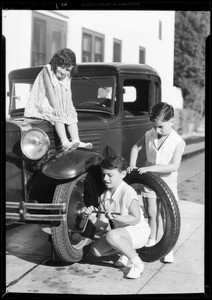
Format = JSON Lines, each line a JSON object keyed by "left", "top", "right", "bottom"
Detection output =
{"left": 100, "top": 154, "right": 127, "bottom": 172}
{"left": 150, "top": 102, "right": 174, "bottom": 122}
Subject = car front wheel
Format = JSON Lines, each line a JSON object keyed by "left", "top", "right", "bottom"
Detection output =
{"left": 51, "top": 172, "right": 98, "bottom": 263}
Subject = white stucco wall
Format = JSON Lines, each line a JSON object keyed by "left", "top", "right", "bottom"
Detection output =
{"left": 65, "top": 10, "right": 180, "bottom": 106}
{"left": 2, "top": 10, "right": 32, "bottom": 115}
{"left": 3, "top": 9, "right": 183, "bottom": 110}
{"left": 2, "top": 10, "right": 32, "bottom": 74}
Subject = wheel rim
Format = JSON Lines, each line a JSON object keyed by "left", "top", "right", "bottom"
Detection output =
{"left": 66, "top": 175, "right": 95, "bottom": 248}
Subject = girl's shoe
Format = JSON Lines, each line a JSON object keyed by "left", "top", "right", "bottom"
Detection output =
{"left": 161, "top": 250, "right": 174, "bottom": 263}
{"left": 126, "top": 260, "right": 144, "bottom": 279}
{"left": 77, "top": 141, "right": 93, "bottom": 149}
{"left": 114, "top": 255, "right": 129, "bottom": 267}
{"left": 145, "top": 239, "right": 156, "bottom": 247}
{"left": 62, "top": 141, "right": 79, "bottom": 150}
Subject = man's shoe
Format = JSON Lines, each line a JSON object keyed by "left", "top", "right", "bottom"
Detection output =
{"left": 114, "top": 255, "right": 129, "bottom": 267}
{"left": 161, "top": 250, "right": 174, "bottom": 263}
{"left": 126, "top": 261, "right": 144, "bottom": 279}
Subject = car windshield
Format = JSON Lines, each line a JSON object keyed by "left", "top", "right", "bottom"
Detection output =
{"left": 72, "top": 76, "right": 116, "bottom": 113}
{"left": 9, "top": 75, "right": 116, "bottom": 115}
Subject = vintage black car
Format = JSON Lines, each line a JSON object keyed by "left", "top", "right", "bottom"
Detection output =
{"left": 6, "top": 63, "right": 180, "bottom": 263}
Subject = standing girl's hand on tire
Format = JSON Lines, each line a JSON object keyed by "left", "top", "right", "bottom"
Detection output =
{"left": 127, "top": 166, "right": 138, "bottom": 173}
{"left": 137, "top": 167, "right": 150, "bottom": 174}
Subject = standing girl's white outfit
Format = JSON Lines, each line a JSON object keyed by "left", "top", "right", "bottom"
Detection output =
{"left": 137, "top": 128, "right": 186, "bottom": 201}
{"left": 24, "top": 64, "right": 78, "bottom": 125}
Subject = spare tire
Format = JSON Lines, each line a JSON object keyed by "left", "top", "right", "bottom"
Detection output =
{"left": 124, "top": 170, "right": 181, "bottom": 262}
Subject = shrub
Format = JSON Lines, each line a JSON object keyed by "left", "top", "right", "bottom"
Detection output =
{"left": 174, "top": 108, "right": 202, "bottom": 135}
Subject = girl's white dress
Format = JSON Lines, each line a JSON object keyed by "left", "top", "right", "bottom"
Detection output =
{"left": 24, "top": 64, "right": 78, "bottom": 125}
{"left": 137, "top": 128, "right": 186, "bottom": 201}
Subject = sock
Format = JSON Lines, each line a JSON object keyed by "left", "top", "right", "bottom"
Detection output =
{"left": 130, "top": 255, "right": 142, "bottom": 265}
{"left": 61, "top": 137, "right": 69, "bottom": 145}
{"left": 147, "top": 239, "right": 156, "bottom": 245}
{"left": 72, "top": 138, "right": 80, "bottom": 143}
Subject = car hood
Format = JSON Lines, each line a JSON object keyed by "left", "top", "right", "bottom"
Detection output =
{"left": 76, "top": 112, "right": 116, "bottom": 130}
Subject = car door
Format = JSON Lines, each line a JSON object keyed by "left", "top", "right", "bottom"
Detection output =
{"left": 121, "top": 74, "right": 161, "bottom": 165}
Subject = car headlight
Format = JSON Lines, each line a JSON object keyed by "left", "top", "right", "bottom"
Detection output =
{"left": 21, "top": 128, "right": 50, "bottom": 160}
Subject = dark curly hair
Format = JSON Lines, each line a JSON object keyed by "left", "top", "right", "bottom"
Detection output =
{"left": 100, "top": 155, "right": 128, "bottom": 172}
{"left": 49, "top": 48, "right": 78, "bottom": 76}
{"left": 150, "top": 102, "right": 174, "bottom": 122}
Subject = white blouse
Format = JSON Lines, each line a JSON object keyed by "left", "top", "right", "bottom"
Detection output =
{"left": 143, "top": 128, "right": 185, "bottom": 201}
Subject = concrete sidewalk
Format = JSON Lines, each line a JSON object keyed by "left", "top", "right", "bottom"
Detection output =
{"left": 6, "top": 198, "right": 204, "bottom": 295}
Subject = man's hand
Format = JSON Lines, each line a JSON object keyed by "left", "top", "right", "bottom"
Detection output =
{"left": 105, "top": 211, "right": 119, "bottom": 220}
{"left": 83, "top": 206, "right": 98, "bottom": 223}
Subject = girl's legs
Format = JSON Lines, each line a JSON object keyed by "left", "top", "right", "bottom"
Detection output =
{"left": 106, "top": 228, "right": 144, "bottom": 279}
{"left": 66, "top": 122, "right": 80, "bottom": 141}
{"left": 92, "top": 228, "right": 138, "bottom": 261}
{"left": 106, "top": 228, "right": 137, "bottom": 260}
{"left": 146, "top": 197, "right": 160, "bottom": 246}
{"left": 66, "top": 123, "right": 93, "bottom": 149}
{"left": 91, "top": 228, "right": 144, "bottom": 279}
{"left": 160, "top": 202, "right": 174, "bottom": 263}
{"left": 55, "top": 122, "right": 79, "bottom": 149}
{"left": 90, "top": 235, "right": 117, "bottom": 257}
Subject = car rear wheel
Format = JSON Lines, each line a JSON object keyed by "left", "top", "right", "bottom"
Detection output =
{"left": 51, "top": 172, "right": 98, "bottom": 263}
{"left": 125, "top": 171, "right": 181, "bottom": 262}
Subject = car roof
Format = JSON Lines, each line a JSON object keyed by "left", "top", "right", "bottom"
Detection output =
{"left": 9, "top": 62, "right": 160, "bottom": 80}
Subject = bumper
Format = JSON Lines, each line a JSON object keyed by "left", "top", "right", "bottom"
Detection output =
{"left": 6, "top": 201, "right": 66, "bottom": 222}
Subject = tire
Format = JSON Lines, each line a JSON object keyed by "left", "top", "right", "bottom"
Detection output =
{"left": 124, "top": 171, "right": 181, "bottom": 262}
{"left": 51, "top": 172, "right": 98, "bottom": 263}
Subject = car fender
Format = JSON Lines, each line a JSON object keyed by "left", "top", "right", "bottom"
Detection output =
{"left": 42, "top": 148, "right": 104, "bottom": 180}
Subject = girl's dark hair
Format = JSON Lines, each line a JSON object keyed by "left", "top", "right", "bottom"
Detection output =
{"left": 150, "top": 102, "right": 174, "bottom": 122}
{"left": 49, "top": 48, "right": 78, "bottom": 76}
{"left": 100, "top": 155, "right": 127, "bottom": 172}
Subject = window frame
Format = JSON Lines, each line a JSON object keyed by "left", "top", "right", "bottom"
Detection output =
{"left": 139, "top": 46, "right": 146, "bottom": 64}
{"left": 113, "top": 38, "right": 122, "bottom": 62}
{"left": 82, "top": 28, "right": 105, "bottom": 62}
{"left": 31, "top": 11, "right": 67, "bottom": 66}
{"left": 159, "top": 20, "right": 162, "bottom": 40}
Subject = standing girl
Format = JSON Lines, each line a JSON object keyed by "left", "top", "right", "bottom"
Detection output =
{"left": 24, "top": 48, "right": 93, "bottom": 150}
{"left": 128, "top": 102, "right": 185, "bottom": 263}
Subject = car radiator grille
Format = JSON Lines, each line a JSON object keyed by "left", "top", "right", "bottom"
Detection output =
{"left": 6, "top": 123, "right": 24, "bottom": 204}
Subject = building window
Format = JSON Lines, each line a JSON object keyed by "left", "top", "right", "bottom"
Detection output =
{"left": 82, "top": 28, "right": 104, "bottom": 62}
{"left": 82, "top": 33, "right": 92, "bottom": 62}
{"left": 32, "top": 12, "right": 67, "bottom": 66}
{"left": 94, "top": 37, "right": 103, "bottom": 62}
{"left": 139, "top": 47, "right": 146, "bottom": 64}
{"left": 159, "top": 20, "right": 162, "bottom": 40}
{"left": 113, "top": 39, "right": 122, "bottom": 62}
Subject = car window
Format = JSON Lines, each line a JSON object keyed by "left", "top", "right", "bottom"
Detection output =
{"left": 123, "top": 86, "right": 136, "bottom": 103}
{"left": 9, "top": 82, "right": 34, "bottom": 113}
{"left": 123, "top": 79, "right": 150, "bottom": 115}
{"left": 72, "top": 76, "right": 116, "bottom": 114}
{"left": 9, "top": 76, "right": 116, "bottom": 115}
